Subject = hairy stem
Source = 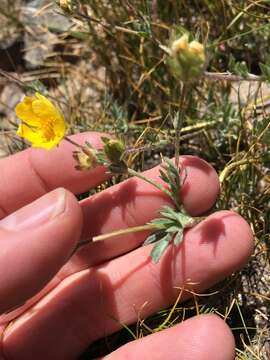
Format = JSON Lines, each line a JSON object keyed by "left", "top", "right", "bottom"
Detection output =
{"left": 127, "top": 168, "right": 171, "bottom": 198}
{"left": 175, "top": 83, "right": 188, "bottom": 169}
{"left": 64, "top": 136, "right": 94, "bottom": 157}
{"left": 93, "top": 223, "right": 157, "bottom": 241}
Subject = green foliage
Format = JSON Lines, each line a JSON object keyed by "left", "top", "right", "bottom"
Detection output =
{"left": 101, "top": 137, "right": 127, "bottom": 174}
{"left": 159, "top": 157, "right": 185, "bottom": 210}
{"left": 259, "top": 62, "right": 270, "bottom": 83}
{"left": 144, "top": 206, "right": 193, "bottom": 263}
{"left": 228, "top": 55, "right": 249, "bottom": 77}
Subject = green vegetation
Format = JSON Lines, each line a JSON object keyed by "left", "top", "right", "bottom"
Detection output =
{"left": 0, "top": 1, "right": 269, "bottom": 359}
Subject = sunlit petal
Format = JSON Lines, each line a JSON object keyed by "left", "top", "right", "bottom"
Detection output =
{"left": 17, "top": 124, "right": 40, "bottom": 144}
{"left": 32, "top": 93, "right": 64, "bottom": 121}
{"left": 15, "top": 97, "right": 41, "bottom": 126}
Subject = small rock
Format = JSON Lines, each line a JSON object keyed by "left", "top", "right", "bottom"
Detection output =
{"left": 21, "top": 0, "right": 72, "bottom": 68}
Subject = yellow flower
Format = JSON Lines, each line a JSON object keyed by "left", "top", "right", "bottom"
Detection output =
{"left": 15, "top": 93, "right": 66, "bottom": 149}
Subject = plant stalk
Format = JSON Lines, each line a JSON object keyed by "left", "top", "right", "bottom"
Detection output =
{"left": 219, "top": 159, "right": 257, "bottom": 183}
{"left": 175, "top": 83, "right": 188, "bottom": 169}
{"left": 64, "top": 136, "right": 94, "bottom": 157}
{"left": 93, "top": 223, "right": 157, "bottom": 242}
{"left": 127, "top": 168, "right": 171, "bottom": 198}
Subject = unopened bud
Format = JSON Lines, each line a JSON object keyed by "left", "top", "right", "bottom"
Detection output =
{"left": 168, "top": 34, "right": 206, "bottom": 82}
{"left": 171, "top": 34, "right": 189, "bottom": 55}
{"left": 59, "top": 0, "right": 75, "bottom": 12}
{"left": 189, "top": 41, "right": 205, "bottom": 62}
{"left": 102, "top": 138, "right": 125, "bottom": 164}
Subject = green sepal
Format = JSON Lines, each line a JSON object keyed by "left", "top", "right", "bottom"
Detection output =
{"left": 103, "top": 138, "right": 126, "bottom": 164}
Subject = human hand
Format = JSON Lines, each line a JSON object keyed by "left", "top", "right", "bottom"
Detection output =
{"left": 0, "top": 132, "right": 253, "bottom": 359}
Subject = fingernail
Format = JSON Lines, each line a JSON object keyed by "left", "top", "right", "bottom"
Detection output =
{"left": 0, "top": 188, "right": 66, "bottom": 231}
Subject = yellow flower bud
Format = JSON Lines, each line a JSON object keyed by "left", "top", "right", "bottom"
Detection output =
{"left": 189, "top": 41, "right": 206, "bottom": 62}
{"left": 59, "top": 0, "right": 74, "bottom": 12}
{"left": 171, "top": 34, "right": 189, "bottom": 55}
{"left": 167, "top": 33, "right": 206, "bottom": 82}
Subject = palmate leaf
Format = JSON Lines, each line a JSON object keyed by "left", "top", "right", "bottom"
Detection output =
{"left": 159, "top": 206, "right": 193, "bottom": 227}
{"left": 144, "top": 206, "right": 195, "bottom": 262}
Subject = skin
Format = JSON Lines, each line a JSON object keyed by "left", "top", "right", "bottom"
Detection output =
{"left": 0, "top": 132, "right": 254, "bottom": 360}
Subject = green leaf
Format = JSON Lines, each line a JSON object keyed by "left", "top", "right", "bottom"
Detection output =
{"left": 228, "top": 55, "right": 249, "bottom": 78}
{"left": 176, "top": 212, "right": 193, "bottom": 227}
{"left": 159, "top": 156, "right": 183, "bottom": 209}
{"left": 173, "top": 229, "right": 184, "bottom": 246}
{"left": 160, "top": 206, "right": 180, "bottom": 221}
{"left": 69, "top": 31, "right": 89, "bottom": 40}
{"left": 25, "top": 80, "right": 48, "bottom": 95}
{"left": 149, "top": 218, "right": 173, "bottom": 228}
{"left": 96, "top": 151, "right": 107, "bottom": 164}
{"left": 159, "top": 206, "right": 193, "bottom": 228}
{"left": 259, "top": 62, "right": 270, "bottom": 83}
{"left": 150, "top": 234, "right": 171, "bottom": 263}
{"left": 234, "top": 62, "right": 249, "bottom": 77}
{"left": 256, "top": 116, "right": 270, "bottom": 145}
{"left": 165, "top": 226, "right": 181, "bottom": 233}
{"left": 159, "top": 170, "right": 170, "bottom": 184}
{"left": 143, "top": 231, "right": 164, "bottom": 245}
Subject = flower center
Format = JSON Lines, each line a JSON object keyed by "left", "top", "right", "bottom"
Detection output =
{"left": 42, "top": 118, "right": 55, "bottom": 141}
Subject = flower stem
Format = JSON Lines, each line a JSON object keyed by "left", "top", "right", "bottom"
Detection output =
{"left": 175, "top": 83, "right": 188, "bottom": 169}
{"left": 64, "top": 136, "right": 93, "bottom": 157}
{"left": 127, "top": 168, "right": 171, "bottom": 198}
{"left": 64, "top": 136, "right": 84, "bottom": 149}
{"left": 93, "top": 223, "right": 157, "bottom": 242}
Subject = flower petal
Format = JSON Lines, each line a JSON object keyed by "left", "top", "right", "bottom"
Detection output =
{"left": 53, "top": 118, "right": 66, "bottom": 137}
{"left": 17, "top": 124, "right": 62, "bottom": 150}
{"left": 15, "top": 97, "right": 41, "bottom": 126}
{"left": 32, "top": 93, "right": 64, "bottom": 122}
{"left": 16, "top": 124, "right": 40, "bottom": 144}
{"left": 32, "top": 137, "right": 61, "bottom": 150}
{"left": 16, "top": 93, "right": 66, "bottom": 150}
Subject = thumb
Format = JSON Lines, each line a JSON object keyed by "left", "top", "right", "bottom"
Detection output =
{"left": 0, "top": 188, "right": 82, "bottom": 314}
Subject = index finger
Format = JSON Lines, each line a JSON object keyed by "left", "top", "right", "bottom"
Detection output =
{"left": 0, "top": 132, "right": 108, "bottom": 218}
